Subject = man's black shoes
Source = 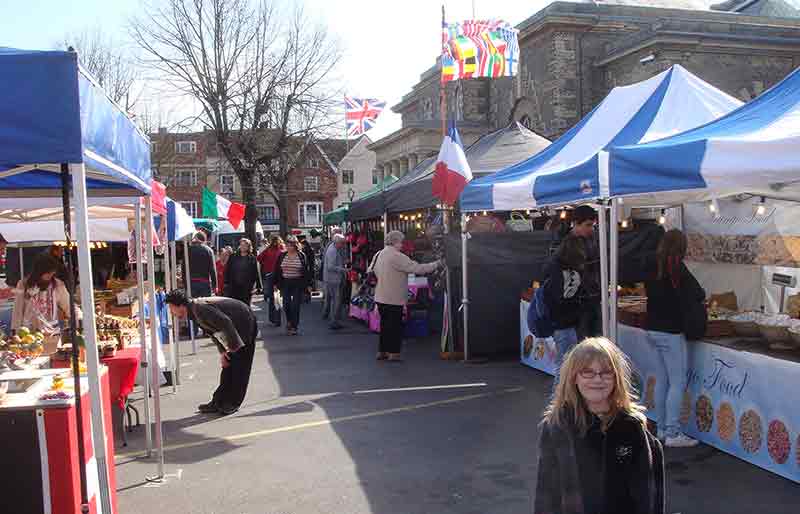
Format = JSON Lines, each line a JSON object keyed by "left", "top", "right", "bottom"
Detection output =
{"left": 197, "top": 402, "right": 218, "bottom": 414}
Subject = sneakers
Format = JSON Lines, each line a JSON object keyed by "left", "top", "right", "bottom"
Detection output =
{"left": 665, "top": 434, "right": 700, "bottom": 448}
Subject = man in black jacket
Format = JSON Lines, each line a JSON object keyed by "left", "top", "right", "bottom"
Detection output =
{"left": 570, "top": 205, "right": 601, "bottom": 339}
{"left": 166, "top": 290, "right": 258, "bottom": 415}
{"left": 182, "top": 231, "right": 217, "bottom": 298}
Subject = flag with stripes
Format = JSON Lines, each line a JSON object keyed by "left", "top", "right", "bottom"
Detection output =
{"left": 345, "top": 96, "right": 386, "bottom": 137}
{"left": 441, "top": 19, "right": 519, "bottom": 83}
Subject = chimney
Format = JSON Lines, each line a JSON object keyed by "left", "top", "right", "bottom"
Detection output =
{"left": 158, "top": 126, "right": 167, "bottom": 134}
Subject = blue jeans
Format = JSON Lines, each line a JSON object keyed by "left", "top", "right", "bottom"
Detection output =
{"left": 648, "top": 330, "right": 688, "bottom": 439}
{"left": 281, "top": 279, "right": 305, "bottom": 329}
{"left": 553, "top": 327, "right": 578, "bottom": 382}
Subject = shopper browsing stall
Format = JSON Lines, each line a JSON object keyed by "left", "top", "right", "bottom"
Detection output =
{"left": 215, "top": 247, "right": 231, "bottom": 296}
{"left": 373, "top": 231, "right": 441, "bottom": 362}
{"left": 165, "top": 290, "right": 257, "bottom": 416}
{"left": 570, "top": 205, "right": 602, "bottom": 339}
{"left": 645, "top": 229, "right": 704, "bottom": 448}
{"left": 535, "top": 337, "right": 665, "bottom": 514}
{"left": 323, "top": 234, "right": 348, "bottom": 330}
{"left": 183, "top": 231, "right": 218, "bottom": 298}
{"left": 543, "top": 234, "right": 587, "bottom": 373}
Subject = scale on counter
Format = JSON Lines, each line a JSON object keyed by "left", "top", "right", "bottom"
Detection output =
{"left": 772, "top": 273, "right": 797, "bottom": 313}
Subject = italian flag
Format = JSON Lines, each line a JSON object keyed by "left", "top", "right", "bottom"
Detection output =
{"left": 202, "top": 187, "right": 246, "bottom": 228}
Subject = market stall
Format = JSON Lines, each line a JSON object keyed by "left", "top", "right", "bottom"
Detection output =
{"left": 0, "top": 47, "right": 155, "bottom": 513}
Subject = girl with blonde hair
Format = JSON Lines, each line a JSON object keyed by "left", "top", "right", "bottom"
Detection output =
{"left": 535, "top": 337, "right": 665, "bottom": 514}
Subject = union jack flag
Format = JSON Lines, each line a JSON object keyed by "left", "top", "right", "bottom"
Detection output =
{"left": 345, "top": 96, "right": 385, "bottom": 137}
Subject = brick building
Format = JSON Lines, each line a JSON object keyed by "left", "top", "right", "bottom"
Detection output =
{"left": 371, "top": 0, "right": 800, "bottom": 177}
{"left": 149, "top": 129, "right": 347, "bottom": 234}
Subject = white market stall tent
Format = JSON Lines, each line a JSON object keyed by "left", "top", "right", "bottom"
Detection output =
{"left": 0, "top": 46, "right": 156, "bottom": 510}
{"left": 460, "top": 64, "right": 743, "bottom": 212}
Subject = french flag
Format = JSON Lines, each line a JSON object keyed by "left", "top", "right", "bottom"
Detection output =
{"left": 432, "top": 122, "right": 472, "bottom": 206}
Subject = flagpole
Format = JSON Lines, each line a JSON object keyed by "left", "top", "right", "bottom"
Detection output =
{"left": 440, "top": 4, "right": 456, "bottom": 357}
{"left": 344, "top": 95, "right": 350, "bottom": 154}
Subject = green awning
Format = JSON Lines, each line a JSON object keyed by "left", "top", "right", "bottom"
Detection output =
{"left": 323, "top": 205, "right": 348, "bottom": 226}
{"left": 192, "top": 218, "right": 221, "bottom": 233}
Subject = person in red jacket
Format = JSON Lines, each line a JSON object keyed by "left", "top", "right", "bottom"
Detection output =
{"left": 215, "top": 247, "right": 232, "bottom": 296}
{"left": 257, "top": 236, "right": 285, "bottom": 326}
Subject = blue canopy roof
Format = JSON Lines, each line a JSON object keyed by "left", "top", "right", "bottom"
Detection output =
{"left": 607, "top": 65, "right": 800, "bottom": 205}
{"left": 0, "top": 48, "right": 151, "bottom": 196}
{"left": 460, "top": 65, "right": 742, "bottom": 211}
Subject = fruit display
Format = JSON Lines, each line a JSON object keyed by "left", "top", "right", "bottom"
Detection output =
{"left": 51, "top": 374, "right": 65, "bottom": 391}
{"left": 0, "top": 327, "right": 47, "bottom": 360}
{"left": 96, "top": 314, "right": 139, "bottom": 330}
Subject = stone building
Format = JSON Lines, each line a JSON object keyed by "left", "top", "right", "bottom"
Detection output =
{"left": 372, "top": 0, "right": 800, "bottom": 174}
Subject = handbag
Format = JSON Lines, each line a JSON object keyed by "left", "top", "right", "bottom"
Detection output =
{"left": 505, "top": 212, "right": 533, "bottom": 232}
{"left": 366, "top": 250, "right": 382, "bottom": 287}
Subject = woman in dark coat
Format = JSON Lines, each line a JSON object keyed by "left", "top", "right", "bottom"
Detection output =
{"left": 535, "top": 337, "right": 665, "bottom": 514}
{"left": 223, "top": 238, "right": 260, "bottom": 306}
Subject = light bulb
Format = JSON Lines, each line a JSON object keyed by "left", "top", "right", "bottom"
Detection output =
{"left": 756, "top": 204, "right": 766, "bottom": 216}
{"left": 416, "top": 223, "right": 422, "bottom": 229}
{"left": 483, "top": 210, "right": 488, "bottom": 216}
{"left": 621, "top": 219, "right": 629, "bottom": 229}
{"left": 525, "top": 209, "right": 530, "bottom": 215}
{"left": 380, "top": 221, "right": 385, "bottom": 227}
{"left": 709, "top": 199, "right": 718, "bottom": 213}
{"left": 658, "top": 209, "right": 666, "bottom": 225}
{"left": 560, "top": 210, "right": 567, "bottom": 220}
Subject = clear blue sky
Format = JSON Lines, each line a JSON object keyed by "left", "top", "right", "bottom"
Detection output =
{"left": 2, "top": 0, "right": 547, "bottom": 138}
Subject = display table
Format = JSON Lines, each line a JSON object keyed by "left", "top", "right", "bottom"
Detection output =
{"left": 52, "top": 347, "right": 141, "bottom": 408}
{"left": 616, "top": 323, "right": 800, "bottom": 484}
{"left": 0, "top": 367, "right": 119, "bottom": 513}
{"left": 519, "top": 300, "right": 800, "bottom": 483}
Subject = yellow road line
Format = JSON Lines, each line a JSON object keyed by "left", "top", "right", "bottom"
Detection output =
{"left": 117, "top": 386, "right": 524, "bottom": 460}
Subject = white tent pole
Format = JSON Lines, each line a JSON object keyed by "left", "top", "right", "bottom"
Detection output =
{"left": 18, "top": 248, "right": 24, "bottom": 282}
{"left": 461, "top": 213, "right": 470, "bottom": 361}
{"left": 134, "top": 200, "right": 153, "bottom": 455}
{"left": 183, "top": 238, "right": 197, "bottom": 354}
{"left": 145, "top": 198, "right": 165, "bottom": 480}
{"left": 609, "top": 198, "right": 620, "bottom": 343}
{"left": 598, "top": 202, "right": 609, "bottom": 337}
{"left": 70, "top": 163, "right": 113, "bottom": 514}
{"left": 162, "top": 223, "right": 177, "bottom": 395}
{"left": 170, "top": 240, "right": 181, "bottom": 385}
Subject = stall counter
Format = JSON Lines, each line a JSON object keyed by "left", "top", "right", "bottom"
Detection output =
{"left": 0, "top": 367, "right": 119, "bottom": 513}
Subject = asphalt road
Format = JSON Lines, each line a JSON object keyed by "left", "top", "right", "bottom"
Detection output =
{"left": 114, "top": 298, "right": 800, "bottom": 514}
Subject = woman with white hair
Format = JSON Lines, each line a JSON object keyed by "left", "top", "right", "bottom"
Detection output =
{"left": 372, "top": 230, "right": 441, "bottom": 361}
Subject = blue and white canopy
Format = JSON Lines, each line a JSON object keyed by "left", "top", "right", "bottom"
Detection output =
{"left": 608, "top": 65, "right": 800, "bottom": 205}
{"left": 460, "top": 65, "right": 741, "bottom": 211}
{"left": 0, "top": 48, "right": 151, "bottom": 196}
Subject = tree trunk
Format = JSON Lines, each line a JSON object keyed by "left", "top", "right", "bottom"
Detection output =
{"left": 240, "top": 174, "right": 259, "bottom": 248}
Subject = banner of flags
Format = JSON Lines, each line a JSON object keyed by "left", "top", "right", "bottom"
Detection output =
{"left": 441, "top": 19, "right": 520, "bottom": 83}
{"left": 345, "top": 96, "right": 386, "bottom": 137}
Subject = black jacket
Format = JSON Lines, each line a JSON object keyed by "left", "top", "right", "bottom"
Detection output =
{"left": 645, "top": 262, "right": 705, "bottom": 334}
{"left": 189, "top": 297, "right": 257, "bottom": 354}
{"left": 543, "top": 259, "right": 585, "bottom": 330}
{"left": 183, "top": 243, "right": 218, "bottom": 291}
{"left": 224, "top": 254, "right": 260, "bottom": 295}
{"left": 273, "top": 251, "right": 312, "bottom": 288}
{"left": 535, "top": 411, "right": 665, "bottom": 514}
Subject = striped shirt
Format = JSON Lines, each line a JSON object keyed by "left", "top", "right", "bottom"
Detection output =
{"left": 281, "top": 253, "right": 304, "bottom": 279}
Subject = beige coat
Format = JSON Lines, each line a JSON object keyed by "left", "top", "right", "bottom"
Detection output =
{"left": 373, "top": 246, "right": 438, "bottom": 306}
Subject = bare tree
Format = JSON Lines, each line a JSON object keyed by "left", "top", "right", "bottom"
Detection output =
{"left": 58, "top": 28, "right": 139, "bottom": 111}
{"left": 130, "top": 0, "right": 342, "bottom": 239}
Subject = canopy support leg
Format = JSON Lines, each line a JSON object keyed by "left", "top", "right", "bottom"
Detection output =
{"left": 183, "top": 238, "right": 197, "bottom": 354}
{"left": 71, "top": 163, "right": 113, "bottom": 514}
{"left": 598, "top": 202, "right": 609, "bottom": 338}
{"left": 135, "top": 199, "right": 153, "bottom": 455}
{"left": 145, "top": 198, "right": 165, "bottom": 481}
{"left": 461, "top": 213, "right": 469, "bottom": 362}
{"left": 609, "top": 199, "right": 620, "bottom": 344}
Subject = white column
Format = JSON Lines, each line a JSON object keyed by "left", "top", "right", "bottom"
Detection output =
{"left": 408, "top": 153, "right": 419, "bottom": 171}
{"left": 145, "top": 197, "right": 165, "bottom": 479}
{"left": 135, "top": 200, "right": 153, "bottom": 454}
{"left": 598, "top": 202, "right": 609, "bottom": 337}
{"left": 461, "top": 214, "right": 469, "bottom": 361}
{"left": 183, "top": 239, "right": 197, "bottom": 354}
{"left": 169, "top": 241, "right": 181, "bottom": 385}
{"left": 609, "top": 199, "right": 620, "bottom": 343}
{"left": 162, "top": 234, "right": 177, "bottom": 394}
{"left": 71, "top": 163, "right": 113, "bottom": 514}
